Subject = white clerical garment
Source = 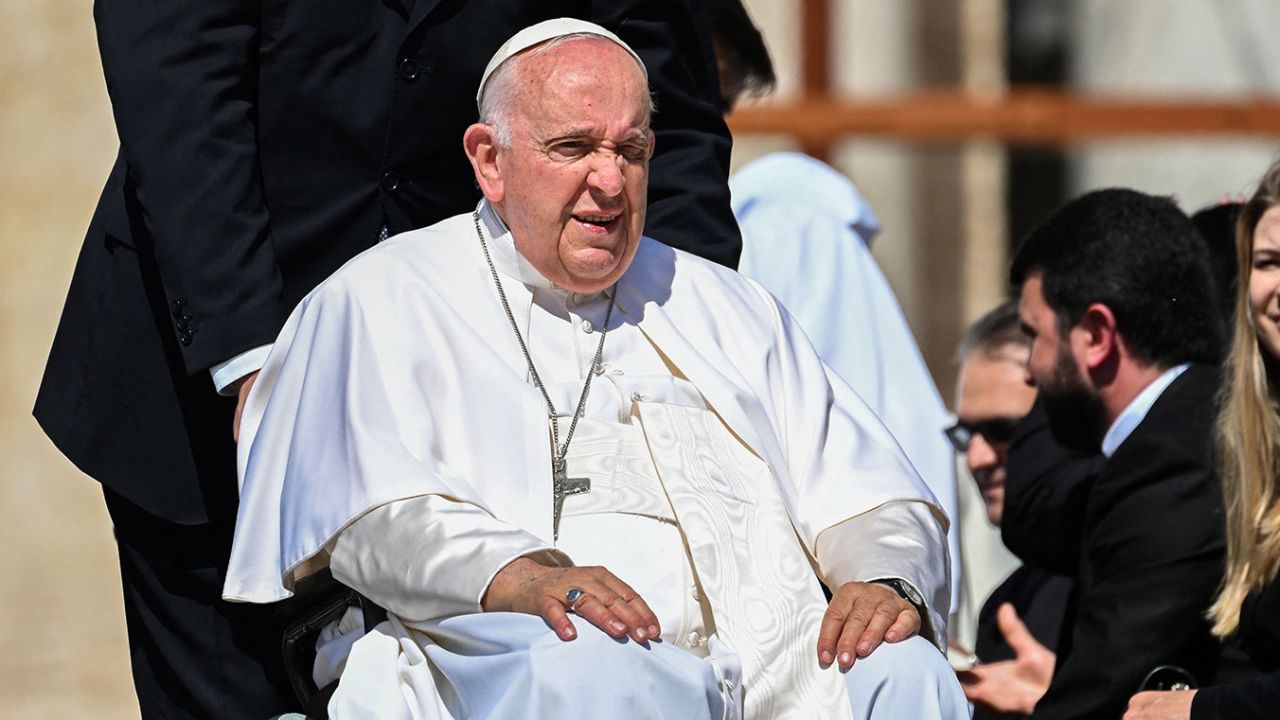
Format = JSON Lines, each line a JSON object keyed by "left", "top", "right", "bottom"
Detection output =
{"left": 224, "top": 201, "right": 951, "bottom": 719}
{"left": 731, "top": 153, "right": 961, "bottom": 613}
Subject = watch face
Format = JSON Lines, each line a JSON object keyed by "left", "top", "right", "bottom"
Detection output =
{"left": 883, "top": 579, "right": 923, "bottom": 606}
{"left": 901, "top": 582, "right": 923, "bottom": 606}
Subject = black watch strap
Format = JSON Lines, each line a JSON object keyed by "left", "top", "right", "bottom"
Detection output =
{"left": 870, "top": 577, "right": 926, "bottom": 612}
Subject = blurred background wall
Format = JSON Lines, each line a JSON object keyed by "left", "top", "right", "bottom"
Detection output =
{"left": 1, "top": 1, "right": 137, "bottom": 716}
{"left": 2, "top": 0, "right": 1277, "bottom": 714}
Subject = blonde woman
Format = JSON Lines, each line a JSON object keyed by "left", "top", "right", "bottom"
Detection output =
{"left": 1127, "top": 160, "right": 1280, "bottom": 719}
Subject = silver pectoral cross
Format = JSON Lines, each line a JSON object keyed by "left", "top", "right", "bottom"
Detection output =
{"left": 552, "top": 456, "right": 591, "bottom": 541}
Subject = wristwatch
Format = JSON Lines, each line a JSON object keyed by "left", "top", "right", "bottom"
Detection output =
{"left": 870, "top": 577, "right": 926, "bottom": 614}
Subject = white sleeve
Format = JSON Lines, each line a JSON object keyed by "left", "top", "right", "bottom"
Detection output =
{"left": 815, "top": 500, "right": 950, "bottom": 649}
{"left": 329, "top": 495, "right": 572, "bottom": 623}
{"left": 210, "top": 344, "right": 272, "bottom": 395}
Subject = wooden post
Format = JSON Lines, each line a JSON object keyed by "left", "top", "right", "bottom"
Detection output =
{"left": 800, "top": 0, "right": 833, "bottom": 160}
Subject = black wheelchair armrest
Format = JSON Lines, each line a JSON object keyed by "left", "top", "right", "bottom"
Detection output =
{"left": 276, "top": 566, "right": 391, "bottom": 718}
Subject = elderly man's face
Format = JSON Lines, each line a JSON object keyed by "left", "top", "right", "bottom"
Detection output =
{"left": 954, "top": 348, "right": 1036, "bottom": 526}
{"left": 475, "top": 39, "right": 654, "bottom": 294}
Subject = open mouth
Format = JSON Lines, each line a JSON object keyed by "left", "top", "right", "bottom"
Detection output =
{"left": 573, "top": 213, "right": 622, "bottom": 232}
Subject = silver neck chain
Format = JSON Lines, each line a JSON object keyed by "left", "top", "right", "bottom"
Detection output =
{"left": 472, "top": 211, "right": 616, "bottom": 464}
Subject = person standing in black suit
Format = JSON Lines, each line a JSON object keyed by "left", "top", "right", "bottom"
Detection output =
{"left": 961, "top": 188, "right": 1227, "bottom": 719}
{"left": 1126, "top": 161, "right": 1280, "bottom": 720}
{"left": 35, "top": 3, "right": 740, "bottom": 717}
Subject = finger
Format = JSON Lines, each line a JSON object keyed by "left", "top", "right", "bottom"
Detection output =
{"left": 539, "top": 595, "right": 578, "bottom": 641}
{"left": 854, "top": 602, "right": 901, "bottom": 657}
{"left": 958, "top": 666, "right": 993, "bottom": 703}
{"left": 591, "top": 588, "right": 651, "bottom": 642}
{"left": 835, "top": 596, "right": 879, "bottom": 670}
{"left": 817, "top": 592, "right": 853, "bottom": 667}
{"left": 884, "top": 605, "right": 920, "bottom": 644}
{"left": 996, "top": 602, "right": 1038, "bottom": 655}
{"left": 596, "top": 573, "right": 661, "bottom": 642}
{"left": 570, "top": 592, "right": 630, "bottom": 639}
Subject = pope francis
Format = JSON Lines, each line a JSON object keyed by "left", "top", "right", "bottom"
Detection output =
{"left": 224, "top": 18, "right": 967, "bottom": 720}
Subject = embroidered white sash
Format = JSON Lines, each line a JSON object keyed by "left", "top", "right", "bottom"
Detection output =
{"left": 635, "top": 401, "right": 852, "bottom": 719}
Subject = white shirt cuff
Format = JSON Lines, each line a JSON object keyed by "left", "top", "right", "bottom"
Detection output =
{"left": 210, "top": 344, "right": 273, "bottom": 395}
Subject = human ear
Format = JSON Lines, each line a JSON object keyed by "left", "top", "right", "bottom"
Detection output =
{"left": 1077, "top": 303, "right": 1118, "bottom": 370}
{"left": 463, "top": 123, "right": 504, "bottom": 202}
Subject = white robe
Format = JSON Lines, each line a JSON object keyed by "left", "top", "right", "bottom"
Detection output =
{"left": 224, "top": 202, "right": 952, "bottom": 717}
{"left": 731, "top": 152, "right": 962, "bottom": 611}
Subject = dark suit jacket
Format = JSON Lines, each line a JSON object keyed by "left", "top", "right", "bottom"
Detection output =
{"left": 1003, "top": 398, "right": 1106, "bottom": 576}
{"left": 973, "top": 565, "right": 1074, "bottom": 720}
{"left": 36, "top": 0, "right": 739, "bottom": 524}
{"left": 1192, "top": 571, "right": 1280, "bottom": 719}
{"left": 1029, "top": 364, "right": 1226, "bottom": 719}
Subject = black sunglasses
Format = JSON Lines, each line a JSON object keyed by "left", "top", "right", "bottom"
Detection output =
{"left": 943, "top": 417, "right": 1021, "bottom": 453}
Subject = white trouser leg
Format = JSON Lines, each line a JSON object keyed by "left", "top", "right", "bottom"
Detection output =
{"left": 327, "top": 612, "right": 728, "bottom": 719}
{"left": 843, "top": 635, "right": 971, "bottom": 720}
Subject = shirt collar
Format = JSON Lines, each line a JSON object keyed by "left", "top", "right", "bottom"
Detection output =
{"left": 477, "top": 200, "right": 613, "bottom": 306}
{"left": 477, "top": 200, "right": 558, "bottom": 291}
{"left": 1100, "top": 363, "right": 1191, "bottom": 457}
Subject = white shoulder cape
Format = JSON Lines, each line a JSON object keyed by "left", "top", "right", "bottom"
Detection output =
{"left": 223, "top": 212, "right": 948, "bottom": 623}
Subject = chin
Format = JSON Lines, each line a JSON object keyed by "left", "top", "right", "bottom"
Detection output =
{"left": 564, "top": 251, "right": 626, "bottom": 287}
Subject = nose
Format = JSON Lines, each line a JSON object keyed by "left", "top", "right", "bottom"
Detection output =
{"left": 587, "top": 151, "right": 626, "bottom": 197}
{"left": 966, "top": 434, "right": 1000, "bottom": 475}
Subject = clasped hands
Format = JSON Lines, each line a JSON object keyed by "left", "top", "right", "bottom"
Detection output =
{"left": 482, "top": 557, "right": 921, "bottom": 670}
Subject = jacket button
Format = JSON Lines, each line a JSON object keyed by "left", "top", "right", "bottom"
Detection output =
{"left": 175, "top": 317, "right": 188, "bottom": 331}
{"left": 179, "top": 332, "right": 193, "bottom": 347}
{"left": 381, "top": 171, "right": 400, "bottom": 192}
{"left": 170, "top": 299, "right": 186, "bottom": 317}
{"left": 398, "top": 58, "right": 419, "bottom": 81}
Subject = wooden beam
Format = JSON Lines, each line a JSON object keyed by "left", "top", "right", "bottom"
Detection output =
{"left": 728, "top": 89, "right": 1280, "bottom": 145}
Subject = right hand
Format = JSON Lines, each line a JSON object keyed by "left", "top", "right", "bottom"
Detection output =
{"left": 481, "top": 557, "right": 660, "bottom": 644}
{"left": 232, "top": 369, "right": 261, "bottom": 443}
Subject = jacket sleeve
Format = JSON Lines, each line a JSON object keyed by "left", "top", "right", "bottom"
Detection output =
{"left": 95, "top": 0, "right": 287, "bottom": 373}
{"left": 600, "top": 0, "right": 742, "bottom": 268}
{"left": 1003, "top": 399, "right": 1104, "bottom": 574}
{"left": 1191, "top": 674, "right": 1280, "bottom": 720}
{"left": 1028, "top": 457, "right": 1224, "bottom": 718}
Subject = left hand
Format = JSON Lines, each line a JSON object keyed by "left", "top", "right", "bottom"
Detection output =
{"left": 957, "top": 603, "right": 1055, "bottom": 714}
{"left": 817, "top": 581, "right": 920, "bottom": 671}
{"left": 1123, "top": 690, "right": 1197, "bottom": 720}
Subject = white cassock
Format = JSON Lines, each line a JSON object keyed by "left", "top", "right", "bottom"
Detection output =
{"left": 224, "top": 201, "right": 966, "bottom": 719}
{"left": 731, "top": 153, "right": 962, "bottom": 613}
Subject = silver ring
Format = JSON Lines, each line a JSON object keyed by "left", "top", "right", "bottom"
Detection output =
{"left": 565, "top": 588, "right": 586, "bottom": 608}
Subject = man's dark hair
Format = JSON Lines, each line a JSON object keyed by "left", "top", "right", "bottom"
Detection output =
{"left": 956, "top": 299, "right": 1029, "bottom": 365}
{"left": 708, "top": 0, "right": 776, "bottom": 111}
{"left": 1009, "top": 188, "right": 1222, "bottom": 368}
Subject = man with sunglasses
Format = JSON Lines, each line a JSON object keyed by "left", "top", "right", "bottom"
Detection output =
{"left": 962, "top": 190, "right": 1227, "bottom": 719}
{"left": 949, "top": 301, "right": 1075, "bottom": 720}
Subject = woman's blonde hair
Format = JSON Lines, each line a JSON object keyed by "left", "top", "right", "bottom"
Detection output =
{"left": 1211, "top": 158, "right": 1280, "bottom": 637}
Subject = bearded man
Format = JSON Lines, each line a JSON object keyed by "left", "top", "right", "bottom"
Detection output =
{"left": 223, "top": 18, "right": 966, "bottom": 720}
{"left": 963, "top": 189, "right": 1226, "bottom": 719}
